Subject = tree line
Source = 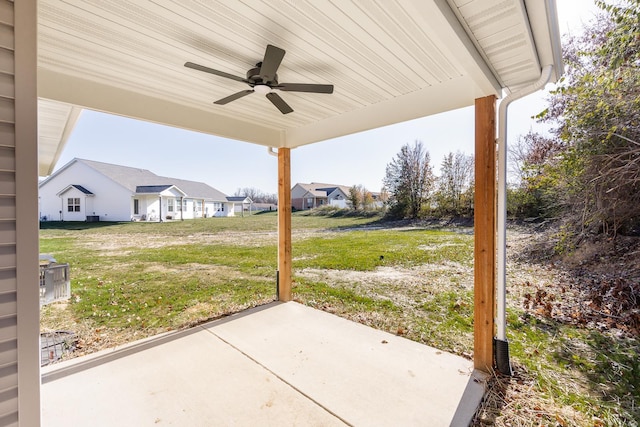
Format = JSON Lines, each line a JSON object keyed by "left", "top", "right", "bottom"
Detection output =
{"left": 233, "top": 187, "right": 277, "bottom": 204}
{"left": 237, "top": 0, "right": 639, "bottom": 241}
{"left": 506, "top": 0, "right": 639, "bottom": 241}
{"left": 382, "top": 141, "right": 474, "bottom": 219}
{"left": 384, "top": 0, "right": 640, "bottom": 243}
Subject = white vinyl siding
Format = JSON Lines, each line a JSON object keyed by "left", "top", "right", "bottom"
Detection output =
{"left": 0, "top": 1, "right": 19, "bottom": 424}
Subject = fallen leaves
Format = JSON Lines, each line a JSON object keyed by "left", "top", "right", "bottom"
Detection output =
{"left": 522, "top": 275, "right": 640, "bottom": 336}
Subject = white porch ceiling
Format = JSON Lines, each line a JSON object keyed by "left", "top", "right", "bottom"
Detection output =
{"left": 37, "top": 0, "right": 562, "bottom": 176}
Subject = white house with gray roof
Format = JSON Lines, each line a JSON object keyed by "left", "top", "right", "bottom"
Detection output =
{"left": 38, "top": 158, "right": 236, "bottom": 222}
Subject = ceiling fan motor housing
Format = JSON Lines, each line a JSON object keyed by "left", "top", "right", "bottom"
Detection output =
{"left": 247, "top": 64, "right": 277, "bottom": 86}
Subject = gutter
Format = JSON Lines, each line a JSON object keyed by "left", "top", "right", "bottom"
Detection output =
{"left": 496, "top": 64, "right": 554, "bottom": 376}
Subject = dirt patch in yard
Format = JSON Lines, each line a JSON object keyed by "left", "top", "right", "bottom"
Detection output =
{"left": 77, "top": 229, "right": 347, "bottom": 253}
{"left": 41, "top": 220, "right": 639, "bottom": 425}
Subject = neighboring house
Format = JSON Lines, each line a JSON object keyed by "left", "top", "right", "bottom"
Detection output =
{"left": 291, "top": 182, "right": 352, "bottom": 210}
{"left": 291, "top": 182, "right": 382, "bottom": 210}
{"left": 38, "top": 158, "right": 238, "bottom": 222}
{"left": 227, "top": 196, "right": 253, "bottom": 215}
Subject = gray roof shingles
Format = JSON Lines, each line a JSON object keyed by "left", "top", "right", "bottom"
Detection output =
{"left": 77, "top": 159, "right": 228, "bottom": 201}
{"left": 135, "top": 185, "right": 174, "bottom": 194}
{"left": 71, "top": 184, "right": 94, "bottom": 195}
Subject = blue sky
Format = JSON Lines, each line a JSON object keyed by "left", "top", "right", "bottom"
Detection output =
{"left": 51, "top": 0, "right": 599, "bottom": 196}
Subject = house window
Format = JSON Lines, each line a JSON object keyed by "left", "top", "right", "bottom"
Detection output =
{"left": 167, "top": 198, "right": 174, "bottom": 212}
{"left": 182, "top": 199, "right": 187, "bottom": 211}
{"left": 195, "top": 200, "right": 202, "bottom": 212}
{"left": 134, "top": 199, "right": 139, "bottom": 215}
{"left": 67, "top": 198, "right": 80, "bottom": 212}
{"left": 214, "top": 202, "right": 221, "bottom": 211}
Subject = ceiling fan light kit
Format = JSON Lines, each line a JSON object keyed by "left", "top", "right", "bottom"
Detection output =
{"left": 185, "top": 44, "right": 334, "bottom": 114}
{"left": 253, "top": 84, "right": 272, "bottom": 95}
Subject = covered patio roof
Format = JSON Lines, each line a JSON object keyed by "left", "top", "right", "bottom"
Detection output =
{"left": 20, "top": 1, "right": 564, "bottom": 424}
{"left": 37, "top": 0, "right": 562, "bottom": 175}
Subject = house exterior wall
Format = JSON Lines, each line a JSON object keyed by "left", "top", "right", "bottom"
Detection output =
{"left": 188, "top": 198, "right": 203, "bottom": 219}
{"left": 132, "top": 195, "right": 160, "bottom": 221}
{"left": 293, "top": 192, "right": 321, "bottom": 210}
{"left": 330, "top": 199, "right": 348, "bottom": 209}
{"left": 291, "top": 184, "right": 309, "bottom": 210}
{"left": 39, "top": 161, "right": 133, "bottom": 221}
{"left": 161, "top": 196, "right": 179, "bottom": 220}
{"left": 58, "top": 187, "right": 91, "bottom": 221}
{"left": 290, "top": 184, "right": 308, "bottom": 200}
{"left": 295, "top": 195, "right": 327, "bottom": 210}
{"left": 291, "top": 185, "right": 332, "bottom": 210}
{"left": 291, "top": 197, "right": 304, "bottom": 210}
{"left": 212, "top": 201, "right": 234, "bottom": 217}
{"left": 204, "top": 200, "right": 214, "bottom": 218}
{"left": 328, "top": 188, "right": 348, "bottom": 208}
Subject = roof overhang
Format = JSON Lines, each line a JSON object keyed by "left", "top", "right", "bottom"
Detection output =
{"left": 55, "top": 184, "right": 94, "bottom": 197}
{"left": 37, "top": 0, "right": 562, "bottom": 176}
{"left": 135, "top": 185, "right": 187, "bottom": 197}
{"left": 38, "top": 100, "right": 82, "bottom": 176}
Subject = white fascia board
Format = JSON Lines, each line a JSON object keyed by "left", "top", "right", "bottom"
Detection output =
{"left": 286, "top": 75, "right": 491, "bottom": 148}
{"left": 55, "top": 184, "right": 76, "bottom": 197}
{"left": 38, "top": 157, "right": 78, "bottom": 186}
{"left": 431, "top": 0, "right": 503, "bottom": 93}
{"left": 38, "top": 101, "right": 82, "bottom": 176}
{"left": 37, "top": 68, "right": 284, "bottom": 148}
{"left": 168, "top": 186, "right": 187, "bottom": 197}
{"left": 160, "top": 186, "right": 187, "bottom": 197}
{"left": 524, "top": 0, "right": 564, "bottom": 82}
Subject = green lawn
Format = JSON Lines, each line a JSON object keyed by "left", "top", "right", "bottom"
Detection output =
{"left": 39, "top": 212, "right": 639, "bottom": 426}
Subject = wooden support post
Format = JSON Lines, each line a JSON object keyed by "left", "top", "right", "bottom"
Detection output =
{"left": 277, "top": 148, "right": 292, "bottom": 301}
{"left": 474, "top": 95, "right": 497, "bottom": 372}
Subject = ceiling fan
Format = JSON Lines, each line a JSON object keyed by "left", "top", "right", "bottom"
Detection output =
{"left": 185, "top": 44, "right": 334, "bottom": 115}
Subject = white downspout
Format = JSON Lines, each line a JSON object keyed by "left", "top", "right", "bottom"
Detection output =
{"left": 497, "top": 64, "right": 555, "bottom": 340}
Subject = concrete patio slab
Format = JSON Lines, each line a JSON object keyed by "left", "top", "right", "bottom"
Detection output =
{"left": 42, "top": 302, "right": 486, "bottom": 426}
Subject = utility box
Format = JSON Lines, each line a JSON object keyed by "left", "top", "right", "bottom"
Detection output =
{"left": 39, "top": 263, "right": 71, "bottom": 306}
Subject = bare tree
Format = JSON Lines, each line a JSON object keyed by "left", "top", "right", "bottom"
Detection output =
{"left": 436, "top": 151, "right": 474, "bottom": 216}
{"left": 383, "top": 140, "right": 436, "bottom": 219}
{"left": 234, "top": 187, "right": 277, "bottom": 204}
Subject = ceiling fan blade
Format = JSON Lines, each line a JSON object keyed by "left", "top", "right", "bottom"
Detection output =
{"left": 185, "top": 62, "right": 248, "bottom": 83}
{"left": 214, "top": 90, "right": 254, "bottom": 105}
{"left": 266, "top": 92, "right": 293, "bottom": 114}
{"left": 259, "top": 45, "right": 285, "bottom": 82}
{"left": 276, "top": 83, "right": 334, "bottom": 94}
